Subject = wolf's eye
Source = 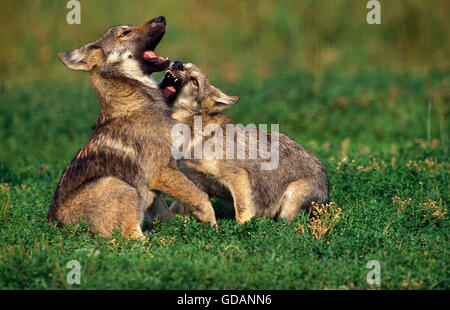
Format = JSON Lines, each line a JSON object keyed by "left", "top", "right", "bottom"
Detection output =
{"left": 119, "top": 30, "right": 132, "bottom": 38}
{"left": 191, "top": 78, "right": 199, "bottom": 87}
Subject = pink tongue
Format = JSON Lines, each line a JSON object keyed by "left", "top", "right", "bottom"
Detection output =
{"left": 143, "top": 50, "right": 165, "bottom": 61}
{"left": 162, "top": 86, "right": 176, "bottom": 99}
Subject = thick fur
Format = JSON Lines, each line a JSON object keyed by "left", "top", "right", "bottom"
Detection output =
{"left": 163, "top": 63, "right": 329, "bottom": 222}
{"left": 49, "top": 18, "right": 217, "bottom": 238}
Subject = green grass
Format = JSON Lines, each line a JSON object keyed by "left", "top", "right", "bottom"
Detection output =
{"left": 0, "top": 70, "right": 448, "bottom": 289}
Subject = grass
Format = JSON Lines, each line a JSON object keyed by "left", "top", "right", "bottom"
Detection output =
{"left": 0, "top": 70, "right": 448, "bottom": 289}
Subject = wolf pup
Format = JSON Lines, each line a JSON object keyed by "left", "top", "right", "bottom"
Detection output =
{"left": 49, "top": 17, "right": 217, "bottom": 238}
{"left": 160, "top": 62, "right": 328, "bottom": 223}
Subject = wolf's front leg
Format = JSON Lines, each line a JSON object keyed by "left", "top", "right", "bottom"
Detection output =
{"left": 149, "top": 167, "right": 217, "bottom": 226}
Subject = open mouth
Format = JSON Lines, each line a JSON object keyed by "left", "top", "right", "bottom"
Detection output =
{"left": 141, "top": 31, "right": 170, "bottom": 69}
{"left": 159, "top": 69, "right": 183, "bottom": 101}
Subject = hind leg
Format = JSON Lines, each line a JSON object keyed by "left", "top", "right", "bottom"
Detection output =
{"left": 55, "top": 176, "right": 145, "bottom": 238}
{"left": 277, "top": 180, "right": 315, "bottom": 222}
{"left": 145, "top": 194, "right": 175, "bottom": 223}
{"left": 170, "top": 200, "right": 188, "bottom": 216}
{"left": 222, "top": 170, "right": 256, "bottom": 224}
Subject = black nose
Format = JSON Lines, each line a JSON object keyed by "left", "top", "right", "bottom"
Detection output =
{"left": 172, "top": 61, "right": 184, "bottom": 71}
{"left": 155, "top": 16, "right": 166, "bottom": 25}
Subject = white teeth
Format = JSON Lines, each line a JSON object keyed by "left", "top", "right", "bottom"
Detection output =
{"left": 174, "top": 78, "right": 178, "bottom": 82}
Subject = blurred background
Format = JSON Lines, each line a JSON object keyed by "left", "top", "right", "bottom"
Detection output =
{"left": 0, "top": 0, "right": 448, "bottom": 167}
{"left": 0, "top": 0, "right": 448, "bottom": 84}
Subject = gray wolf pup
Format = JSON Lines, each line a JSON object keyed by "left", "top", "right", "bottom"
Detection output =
{"left": 159, "top": 61, "right": 328, "bottom": 222}
{"left": 49, "top": 17, "right": 217, "bottom": 238}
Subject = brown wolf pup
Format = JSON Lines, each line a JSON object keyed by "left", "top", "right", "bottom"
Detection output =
{"left": 159, "top": 61, "right": 328, "bottom": 223}
{"left": 49, "top": 17, "right": 217, "bottom": 238}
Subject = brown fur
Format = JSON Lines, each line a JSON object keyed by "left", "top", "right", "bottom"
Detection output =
{"left": 49, "top": 18, "right": 216, "bottom": 238}
{"left": 161, "top": 63, "right": 329, "bottom": 222}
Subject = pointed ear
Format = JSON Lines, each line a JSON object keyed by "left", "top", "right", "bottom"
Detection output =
{"left": 57, "top": 43, "right": 103, "bottom": 71}
{"left": 211, "top": 87, "right": 240, "bottom": 111}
